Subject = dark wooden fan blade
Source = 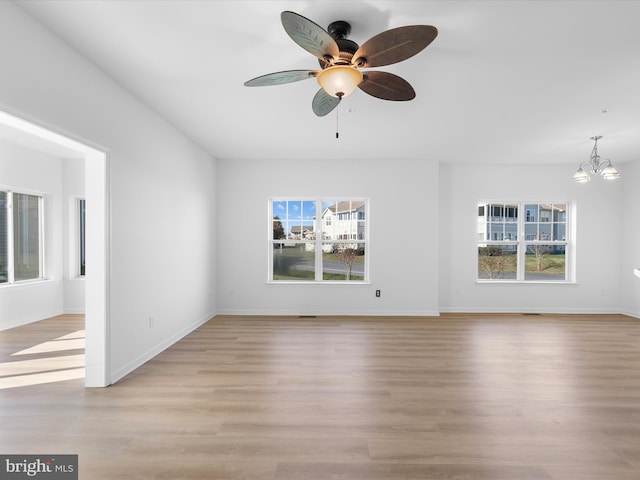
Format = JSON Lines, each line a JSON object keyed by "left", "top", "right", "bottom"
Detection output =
{"left": 244, "top": 70, "right": 317, "bottom": 87}
{"left": 312, "top": 88, "right": 340, "bottom": 116}
{"left": 281, "top": 11, "right": 339, "bottom": 62}
{"left": 353, "top": 25, "right": 438, "bottom": 68}
{"left": 358, "top": 71, "right": 416, "bottom": 101}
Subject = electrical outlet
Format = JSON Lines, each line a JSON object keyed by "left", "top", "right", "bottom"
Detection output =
{"left": 375, "top": 290, "right": 381, "bottom": 297}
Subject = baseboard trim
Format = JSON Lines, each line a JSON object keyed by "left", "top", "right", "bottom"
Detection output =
{"left": 109, "top": 312, "right": 215, "bottom": 385}
{"left": 215, "top": 308, "right": 441, "bottom": 317}
{"left": 438, "top": 307, "right": 624, "bottom": 315}
{"left": 0, "top": 309, "right": 64, "bottom": 332}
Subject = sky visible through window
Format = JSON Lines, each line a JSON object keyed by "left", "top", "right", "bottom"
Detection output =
{"left": 273, "top": 201, "right": 347, "bottom": 226}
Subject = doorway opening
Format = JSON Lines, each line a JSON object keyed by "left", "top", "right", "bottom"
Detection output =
{"left": 0, "top": 109, "right": 109, "bottom": 387}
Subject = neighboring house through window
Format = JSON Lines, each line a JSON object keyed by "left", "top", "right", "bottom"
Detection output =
{"left": 477, "top": 201, "right": 571, "bottom": 282}
{"left": 270, "top": 198, "right": 368, "bottom": 282}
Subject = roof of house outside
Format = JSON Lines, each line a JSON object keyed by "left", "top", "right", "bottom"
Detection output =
{"left": 324, "top": 200, "right": 365, "bottom": 215}
{"left": 290, "top": 225, "right": 314, "bottom": 233}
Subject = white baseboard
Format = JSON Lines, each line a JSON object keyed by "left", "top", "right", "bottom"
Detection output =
{"left": 215, "top": 308, "right": 441, "bottom": 317}
{"left": 109, "top": 311, "right": 215, "bottom": 385}
{"left": 438, "top": 306, "right": 625, "bottom": 315}
{"left": 0, "top": 309, "right": 64, "bottom": 332}
{"left": 63, "top": 307, "right": 85, "bottom": 314}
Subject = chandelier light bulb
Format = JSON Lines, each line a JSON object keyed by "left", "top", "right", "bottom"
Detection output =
{"left": 572, "top": 168, "right": 591, "bottom": 183}
{"left": 600, "top": 162, "right": 620, "bottom": 180}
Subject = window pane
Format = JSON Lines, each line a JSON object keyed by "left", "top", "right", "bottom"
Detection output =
{"left": 490, "top": 204, "right": 503, "bottom": 221}
{"left": 525, "top": 245, "right": 566, "bottom": 281}
{"left": 13, "top": 193, "right": 41, "bottom": 281}
{"left": 524, "top": 204, "right": 538, "bottom": 222}
{"left": 505, "top": 205, "right": 518, "bottom": 223}
{"left": 79, "top": 199, "right": 86, "bottom": 276}
{"left": 490, "top": 223, "right": 503, "bottom": 240}
{"left": 321, "top": 200, "right": 366, "bottom": 240}
{"left": 539, "top": 204, "right": 552, "bottom": 222}
{"left": 287, "top": 200, "right": 302, "bottom": 220}
{"left": 477, "top": 245, "right": 517, "bottom": 280}
{"left": 553, "top": 204, "right": 567, "bottom": 222}
{"left": 273, "top": 200, "right": 286, "bottom": 221}
{"left": 273, "top": 200, "right": 316, "bottom": 241}
{"left": 300, "top": 201, "right": 316, "bottom": 239}
{"left": 0, "top": 192, "right": 6, "bottom": 283}
{"left": 539, "top": 223, "right": 552, "bottom": 241}
{"left": 478, "top": 203, "right": 518, "bottom": 242}
{"left": 273, "top": 216, "right": 286, "bottom": 240}
{"left": 323, "top": 243, "right": 365, "bottom": 281}
{"left": 554, "top": 223, "right": 566, "bottom": 241}
{"left": 525, "top": 223, "right": 537, "bottom": 240}
{"left": 272, "top": 243, "right": 315, "bottom": 280}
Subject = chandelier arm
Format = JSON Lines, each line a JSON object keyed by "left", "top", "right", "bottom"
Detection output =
{"left": 578, "top": 161, "right": 596, "bottom": 173}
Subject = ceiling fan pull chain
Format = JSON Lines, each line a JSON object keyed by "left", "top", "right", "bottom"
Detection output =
{"left": 336, "top": 99, "right": 340, "bottom": 139}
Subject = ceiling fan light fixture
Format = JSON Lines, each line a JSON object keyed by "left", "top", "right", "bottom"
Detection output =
{"left": 316, "top": 65, "right": 363, "bottom": 99}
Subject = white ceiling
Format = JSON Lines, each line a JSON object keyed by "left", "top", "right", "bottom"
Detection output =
{"left": 13, "top": 0, "right": 640, "bottom": 166}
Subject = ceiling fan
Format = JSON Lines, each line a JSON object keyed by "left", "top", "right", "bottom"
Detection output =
{"left": 244, "top": 11, "right": 438, "bottom": 117}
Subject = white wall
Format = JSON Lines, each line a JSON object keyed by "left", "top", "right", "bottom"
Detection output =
{"left": 439, "top": 163, "right": 623, "bottom": 313}
{"left": 216, "top": 158, "right": 440, "bottom": 316}
{"left": 63, "top": 157, "right": 85, "bottom": 314}
{"left": 0, "top": 2, "right": 217, "bottom": 383}
{"left": 621, "top": 161, "right": 640, "bottom": 318}
{"left": 0, "top": 141, "right": 65, "bottom": 328}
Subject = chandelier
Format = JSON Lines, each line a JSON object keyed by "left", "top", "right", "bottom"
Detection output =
{"left": 573, "top": 136, "right": 620, "bottom": 182}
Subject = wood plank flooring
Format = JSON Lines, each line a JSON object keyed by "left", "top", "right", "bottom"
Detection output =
{"left": 1, "top": 313, "right": 639, "bottom": 479}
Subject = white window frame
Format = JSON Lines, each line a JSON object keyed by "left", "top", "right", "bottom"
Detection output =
{"left": 269, "top": 197, "right": 370, "bottom": 283}
{"left": 0, "top": 188, "right": 45, "bottom": 285}
{"left": 69, "top": 196, "right": 86, "bottom": 278}
{"left": 477, "top": 200, "right": 574, "bottom": 283}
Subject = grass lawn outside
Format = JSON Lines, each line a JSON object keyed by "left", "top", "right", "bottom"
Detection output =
{"left": 272, "top": 245, "right": 365, "bottom": 281}
{"left": 478, "top": 253, "right": 566, "bottom": 278}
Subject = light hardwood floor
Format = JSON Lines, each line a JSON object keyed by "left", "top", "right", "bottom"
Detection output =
{"left": 1, "top": 313, "right": 639, "bottom": 479}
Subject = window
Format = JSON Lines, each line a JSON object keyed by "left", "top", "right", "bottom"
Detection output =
{"left": 0, "top": 190, "right": 44, "bottom": 284}
{"left": 270, "top": 198, "right": 368, "bottom": 282}
{"left": 78, "top": 198, "right": 86, "bottom": 276}
{"left": 477, "top": 202, "right": 570, "bottom": 282}
{"left": 0, "top": 191, "right": 6, "bottom": 283}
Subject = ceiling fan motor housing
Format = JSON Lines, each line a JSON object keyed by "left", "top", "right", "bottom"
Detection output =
{"left": 335, "top": 38, "right": 359, "bottom": 64}
{"left": 328, "top": 20, "right": 351, "bottom": 39}
{"left": 327, "top": 21, "right": 360, "bottom": 65}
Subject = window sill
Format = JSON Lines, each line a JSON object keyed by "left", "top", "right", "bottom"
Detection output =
{"left": 0, "top": 278, "right": 53, "bottom": 289}
{"left": 268, "top": 281, "right": 371, "bottom": 286}
{"left": 476, "top": 280, "right": 577, "bottom": 285}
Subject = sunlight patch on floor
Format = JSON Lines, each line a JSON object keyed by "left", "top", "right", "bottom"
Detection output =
{"left": 0, "top": 330, "right": 85, "bottom": 389}
{"left": 12, "top": 338, "right": 85, "bottom": 356}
